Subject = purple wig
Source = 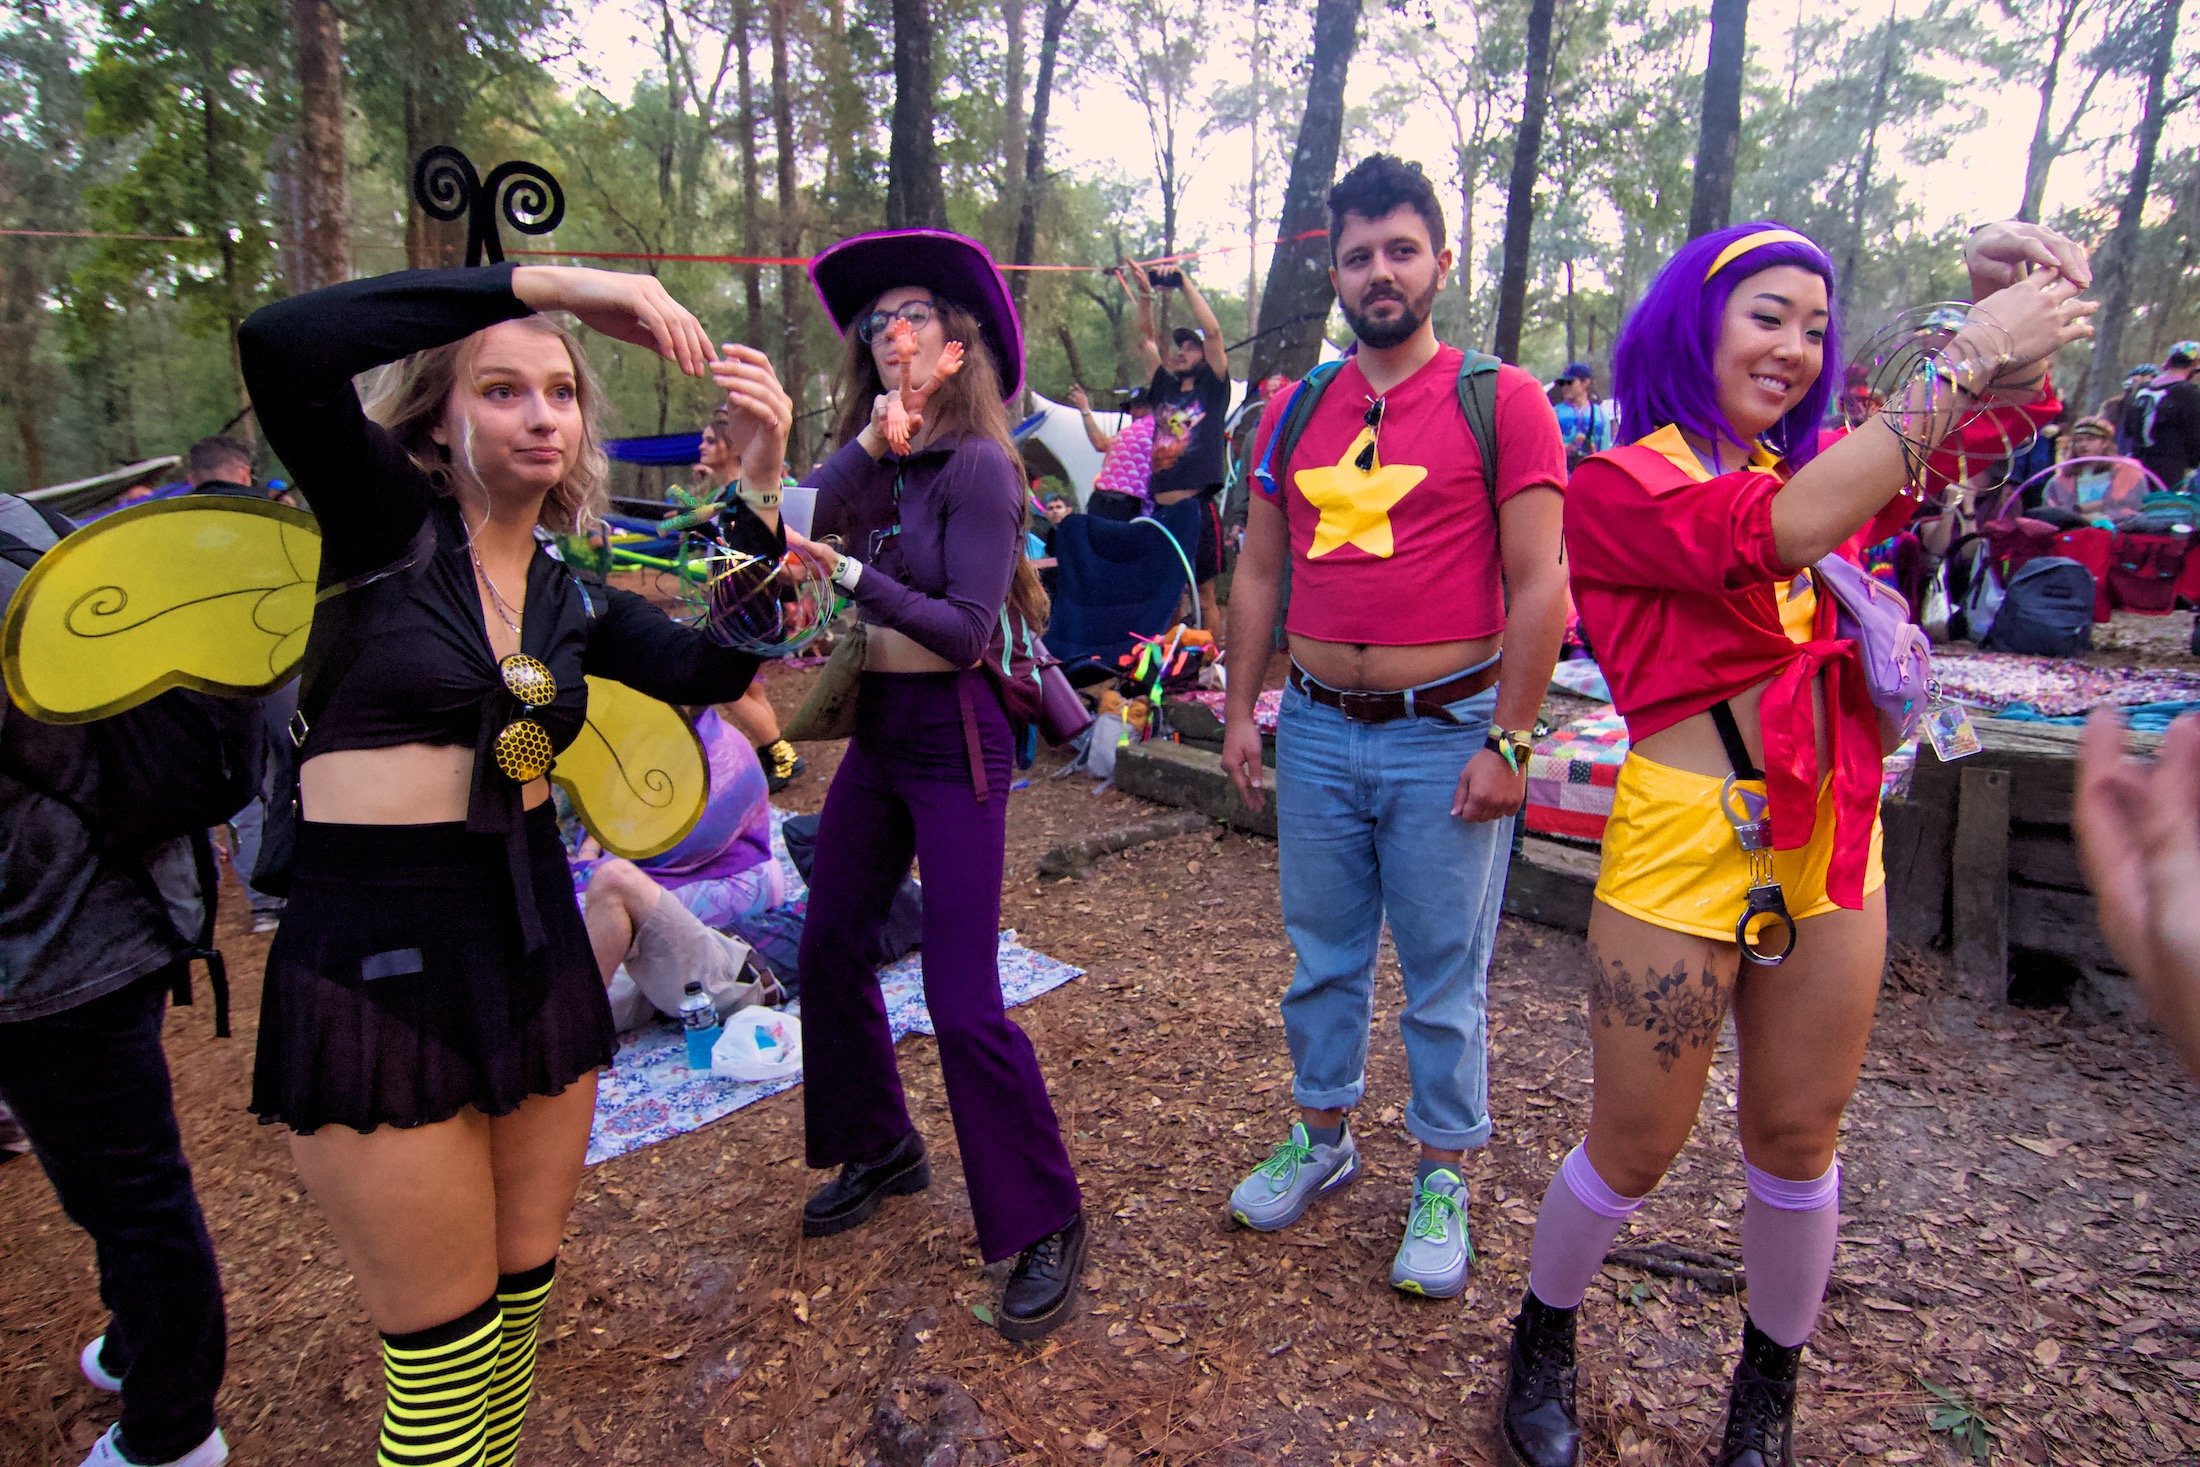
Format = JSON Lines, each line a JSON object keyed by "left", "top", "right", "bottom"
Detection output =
{"left": 1610, "top": 221, "right": 1840, "bottom": 468}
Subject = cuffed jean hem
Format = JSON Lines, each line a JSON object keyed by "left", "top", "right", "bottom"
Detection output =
{"left": 1403, "top": 1110, "right": 1493, "bottom": 1152}
{"left": 1291, "top": 1078, "right": 1368, "bottom": 1113}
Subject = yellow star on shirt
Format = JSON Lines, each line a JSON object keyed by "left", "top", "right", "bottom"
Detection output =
{"left": 1295, "top": 429, "right": 1427, "bottom": 559}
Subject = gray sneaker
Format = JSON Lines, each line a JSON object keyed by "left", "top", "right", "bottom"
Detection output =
{"left": 1389, "top": 1168, "right": 1473, "bottom": 1298}
{"left": 1228, "top": 1121, "right": 1360, "bottom": 1232}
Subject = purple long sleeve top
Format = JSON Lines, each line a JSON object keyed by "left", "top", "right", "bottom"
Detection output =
{"left": 805, "top": 433, "right": 1022, "bottom": 668}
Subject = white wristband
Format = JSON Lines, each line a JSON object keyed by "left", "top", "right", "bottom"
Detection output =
{"left": 830, "top": 556, "right": 863, "bottom": 591}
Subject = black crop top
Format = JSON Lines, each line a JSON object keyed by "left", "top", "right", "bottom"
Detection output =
{"left": 237, "top": 266, "right": 768, "bottom": 949}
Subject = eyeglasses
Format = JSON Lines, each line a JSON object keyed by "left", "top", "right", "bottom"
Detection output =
{"left": 856, "top": 300, "right": 939, "bottom": 344}
{"left": 1355, "top": 398, "right": 1385, "bottom": 473}
{"left": 493, "top": 653, "right": 558, "bottom": 783}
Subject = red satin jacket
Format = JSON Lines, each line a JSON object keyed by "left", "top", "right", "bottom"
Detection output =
{"left": 1565, "top": 425, "right": 1883, "bottom": 910}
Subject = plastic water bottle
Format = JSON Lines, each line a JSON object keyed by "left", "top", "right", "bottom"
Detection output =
{"left": 680, "top": 981, "right": 721, "bottom": 1071}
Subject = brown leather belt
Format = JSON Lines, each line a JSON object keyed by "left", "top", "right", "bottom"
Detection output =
{"left": 1286, "top": 661, "right": 1501, "bottom": 725}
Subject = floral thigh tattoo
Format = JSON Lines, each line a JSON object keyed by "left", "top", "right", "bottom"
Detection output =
{"left": 1586, "top": 947, "right": 1732, "bottom": 1071}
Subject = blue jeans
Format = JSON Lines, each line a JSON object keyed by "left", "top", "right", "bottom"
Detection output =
{"left": 1275, "top": 676, "right": 1514, "bottom": 1151}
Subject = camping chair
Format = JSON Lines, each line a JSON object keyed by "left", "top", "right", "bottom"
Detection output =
{"left": 1045, "top": 512, "right": 1199, "bottom": 686}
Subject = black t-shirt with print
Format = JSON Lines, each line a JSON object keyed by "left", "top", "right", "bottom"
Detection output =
{"left": 1147, "top": 360, "right": 1230, "bottom": 496}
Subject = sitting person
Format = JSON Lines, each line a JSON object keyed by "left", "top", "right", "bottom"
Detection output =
{"left": 576, "top": 706, "right": 791, "bottom": 1030}
{"left": 2036, "top": 415, "right": 2120, "bottom": 514}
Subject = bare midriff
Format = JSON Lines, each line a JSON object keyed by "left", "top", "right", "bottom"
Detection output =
{"left": 863, "top": 622, "right": 959, "bottom": 675}
{"left": 1630, "top": 673, "right": 1838, "bottom": 782}
{"left": 300, "top": 746, "right": 550, "bottom": 825}
{"left": 1285, "top": 632, "right": 1503, "bottom": 694}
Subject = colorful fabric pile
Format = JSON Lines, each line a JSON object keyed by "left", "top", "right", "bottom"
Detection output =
{"left": 1931, "top": 651, "right": 2200, "bottom": 719}
{"left": 1525, "top": 707, "right": 1629, "bottom": 840}
{"left": 1178, "top": 687, "right": 1282, "bottom": 734}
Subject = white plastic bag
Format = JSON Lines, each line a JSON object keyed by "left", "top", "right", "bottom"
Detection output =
{"left": 711, "top": 1008, "right": 803, "bottom": 1083}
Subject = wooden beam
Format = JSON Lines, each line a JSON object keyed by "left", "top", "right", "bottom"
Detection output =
{"left": 1951, "top": 765, "right": 2011, "bottom": 1005}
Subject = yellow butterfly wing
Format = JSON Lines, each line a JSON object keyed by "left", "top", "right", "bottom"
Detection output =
{"left": 2, "top": 497, "right": 320, "bottom": 724}
{"left": 553, "top": 676, "right": 709, "bottom": 859}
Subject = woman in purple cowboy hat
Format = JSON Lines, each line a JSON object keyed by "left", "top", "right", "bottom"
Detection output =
{"left": 780, "top": 228, "right": 1086, "bottom": 1340}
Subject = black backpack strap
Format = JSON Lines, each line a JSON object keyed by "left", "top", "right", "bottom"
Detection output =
{"left": 173, "top": 828, "right": 230, "bottom": 1038}
{"left": 1708, "top": 701, "right": 1764, "bottom": 781}
{"left": 0, "top": 531, "right": 43, "bottom": 571}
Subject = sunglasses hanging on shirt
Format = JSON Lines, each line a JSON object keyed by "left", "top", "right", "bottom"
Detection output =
{"left": 1355, "top": 397, "right": 1385, "bottom": 473}
{"left": 493, "top": 652, "right": 558, "bottom": 783}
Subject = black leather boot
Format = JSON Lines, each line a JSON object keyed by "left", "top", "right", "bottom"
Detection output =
{"left": 1500, "top": 1291, "right": 1581, "bottom": 1467}
{"left": 802, "top": 1131, "right": 929, "bottom": 1237}
{"left": 997, "top": 1210, "right": 1088, "bottom": 1342}
{"left": 1715, "top": 1318, "right": 1801, "bottom": 1467}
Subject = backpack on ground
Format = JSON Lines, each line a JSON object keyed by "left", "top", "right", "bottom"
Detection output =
{"left": 1940, "top": 533, "right": 2004, "bottom": 644}
{"left": 1980, "top": 557, "right": 2096, "bottom": 656}
{"left": 2106, "top": 529, "right": 2190, "bottom": 614}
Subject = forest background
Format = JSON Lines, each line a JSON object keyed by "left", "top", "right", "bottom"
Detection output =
{"left": 4, "top": 0, "right": 2200, "bottom": 495}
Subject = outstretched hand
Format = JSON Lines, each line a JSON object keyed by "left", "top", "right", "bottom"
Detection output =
{"left": 1963, "top": 270, "right": 2097, "bottom": 391}
{"left": 2075, "top": 711, "right": 2200, "bottom": 1079}
{"left": 509, "top": 265, "right": 714, "bottom": 376}
{"left": 1963, "top": 220, "right": 2092, "bottom": 295}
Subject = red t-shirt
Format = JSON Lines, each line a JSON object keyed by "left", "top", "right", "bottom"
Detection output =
{"left": 1250, "top": 347, "right": 1565, "bottom": 645}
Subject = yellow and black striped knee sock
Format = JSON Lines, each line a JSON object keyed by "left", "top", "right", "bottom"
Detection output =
{"left": 483, "top": 1260, "right": 556, "bottom": 1467}
{"left": 378, "top": 1296, "right": 499, "bottom": 1467}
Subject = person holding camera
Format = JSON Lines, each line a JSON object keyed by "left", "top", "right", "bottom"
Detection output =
{"left": 1133, "top": 261, "right": 1232, "bottom": 636}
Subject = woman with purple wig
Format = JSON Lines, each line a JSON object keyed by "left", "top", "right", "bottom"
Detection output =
{"left": 1497, "top": 221, "right": 2094, "bottom": 1467}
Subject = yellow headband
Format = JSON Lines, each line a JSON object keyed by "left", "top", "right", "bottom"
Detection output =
{"left": 1705, "top": 228, "right": 1817, "bottom": 281}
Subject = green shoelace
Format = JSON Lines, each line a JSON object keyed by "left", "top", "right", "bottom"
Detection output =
{"left": 1254, "top": 1135, "right": 1315, "bottom": 1188}
{"left": 1408, "top": 1181, "right": 1474, "bottom": 1255}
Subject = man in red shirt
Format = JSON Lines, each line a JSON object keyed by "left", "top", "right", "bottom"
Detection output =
{"left": 1219, "top": 155, "right": 1570, "bottom": 1299}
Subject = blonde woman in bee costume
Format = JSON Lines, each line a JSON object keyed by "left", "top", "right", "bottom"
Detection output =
{"left": 235, "top": 258, "right": 789, "bottom": 1467}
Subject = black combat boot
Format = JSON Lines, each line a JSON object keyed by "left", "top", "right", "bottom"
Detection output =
{"left": 1500, "top": 1291, "right": 1581, "bottom": 1467}
{"left": 1715, "top": 1317, "right": 1802, "bottom": 1467}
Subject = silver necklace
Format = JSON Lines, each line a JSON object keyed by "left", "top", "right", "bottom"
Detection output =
{"left": 463, "top": 509, "right": 524, "bottom": 637}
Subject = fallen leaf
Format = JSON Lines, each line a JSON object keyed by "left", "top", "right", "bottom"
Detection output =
{"left": 2033, "top": 1339, "right": 2062, "bottom": 1366}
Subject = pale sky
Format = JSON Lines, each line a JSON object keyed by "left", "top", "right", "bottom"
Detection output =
{"left": 562, "top": 0, "right": 2165, "bottom": 273}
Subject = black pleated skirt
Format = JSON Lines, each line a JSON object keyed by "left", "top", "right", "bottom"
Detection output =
{"left": 250, "top": 802, "right": 615, "bottom": 1134}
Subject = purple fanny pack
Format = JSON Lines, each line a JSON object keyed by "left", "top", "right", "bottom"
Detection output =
{"left": 1812, "top": 553, "right": 1930, "bottom": 738}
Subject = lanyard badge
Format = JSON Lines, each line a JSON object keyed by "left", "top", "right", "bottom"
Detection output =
{"left": 1921, "top": 677, "right": 1982, "bottom": 762}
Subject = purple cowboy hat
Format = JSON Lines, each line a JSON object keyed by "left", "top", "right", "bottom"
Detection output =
{"left": 809, "top": 229, "right": 1025, "bottom": 401}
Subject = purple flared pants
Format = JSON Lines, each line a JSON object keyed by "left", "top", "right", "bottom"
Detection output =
{"left": 798, "top": 670, "right": 1081, "bottom": 1262}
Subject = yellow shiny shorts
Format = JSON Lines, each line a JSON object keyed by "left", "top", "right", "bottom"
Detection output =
{"left": 1593, "top": 755, "right": 1885, "bottom": 943}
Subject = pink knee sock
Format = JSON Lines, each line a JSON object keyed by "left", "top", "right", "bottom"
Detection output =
{"left": 1741, "top": 1158, "right": 1840, "bottom": 1348}
{"left": 1527, "top": 1144, "right": 1648, "bottom": 1310}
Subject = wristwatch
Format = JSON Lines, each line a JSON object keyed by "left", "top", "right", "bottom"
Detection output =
{"left": 1485, "top": 727, "right": 1535, "bottom": 774}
